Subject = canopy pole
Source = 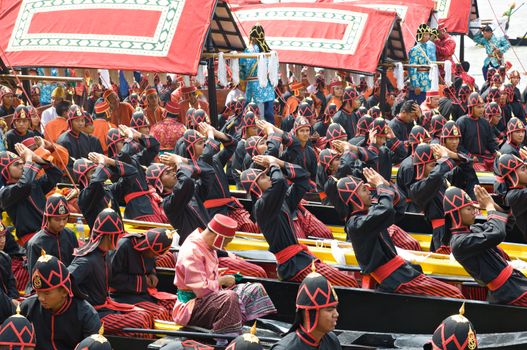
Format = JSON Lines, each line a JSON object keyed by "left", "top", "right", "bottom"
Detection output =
{"left": 460, "top": 34, "right": 465, "bottom": 62}
{"left": 20, "top": 68, "right": 31, "bottom": 104}
{"left": 206, "top": 36, "right": 218, "bottom": 128}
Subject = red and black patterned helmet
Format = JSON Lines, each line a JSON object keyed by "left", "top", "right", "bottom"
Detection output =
{"left": 67, "top": 105, "right": 85, "bottom": 129}
{"left": 496, "top": 154, "right": 524, "bottom": 188}
{"left": 296, "top": 270, "right": 338, "bottom": 333}
{"left": 429, "top": 114, "right": 447, "bottom": 136}
{"left": 507, "top": 117, "right": 525, "bottom": 137}
{"left": 356, "top": 106, "right": 368, "bottom": 118}
{"left": 32, "top": 253, "right": 73, "bottom": 297}
{"left": 356, "top": 115, "right": 373, "bottom": 136}
{"left": 129, "top": 92, "right": 139, "bottom": 106}
{"left": 130, "top": 108, "right": 150, "bottom": 129}
{"left": 134, "top": 228, "right": 173, "bottom": 255}
{"left": 240, "top": 168, "right": 267, "bottom": 197}
{"left": 73, "top": 158, "right": 97, "bottom": 188}
{"left": 443, "top": 85, "right": 456, "bottom": 99}
{"left": 467, "top": 92, "right": 483, "bottom": 108}
{"left": 106, "top": 128, "right": 125, "bottom": 158}
{"left": 298, "top": 102, "right": 315, "bottom": 119}
{"left": 413, "top": 143, "right": 435, "bottom": 180}
{"left": 45, "top": 193, "right": 70, "bottom": 217}
{"left": 342, "top": 87, "right": 359, "bottom": 104}
{"left": 293, "top": 116, "right": 311, "bottom": 135}
{"left": 188, "top": 109, "right": 209, "bottom": 128}
{"left": 486, "top": 87, "right": 500, "bottom": 102}
{"left": 409, "top": 125, "right": 431, "bottom": 146}
{"left": 185, "top": 108, "right": 196, "bottom": 126}
{"left": 324, "top": 103, "right": 338, "bottom": 123}
{"left": 240, "top": 111, "right": 257, "bottom": 136}
{"left": 484, "top": 102, "right": 501, "bottom": 120}
{"left": 486, "top": 67, "right": 497, "bottom": 81}
{"left": 0, "top": 151, "right": 20, "bottom": 184}
{"left": 75, "top": 333, "right": 112, "bottom": 350}
{"left": 491, "top": 73, "right": 502, "bottom": 86}
{"left": 182, "top": 129, "right": 205, "bottom": 160}
{"left": 245, "top": 136, "right": 264, "bottom": 158}
{"left": 318, "top": 149, "right": 340, "bottom": 172}
{"left": 146, "top": 163, "right": 168, "bottom": 194}
{"left": 440, "top": 121, "right": 462, "bottom": 142}
{"left": 443, "top": 187, "right": 476, "bottom": 229}
{"left": 337, "top": 176, "right": 366, "bottom": 212}
{"left": 12, "top": 105, "right": 30, "bottom": 123}
{"left": 226, "top": 332, "right": 263, "bottom": 350}
{"left": 91, "top": 208, "right": 124, "bottom": 244}
{"left": 458, "top": 85, "right": 471, "bottom": 101}
{"left": 368, "top": 106, "right": 382, "bottom": 119}
{"left": 0, "top": 312, "right": 36, "bottom": 350}
{"left": 371, "top": 117, "right": 388, "bottom": 137}
{"left": 428, "top": 307, "right": 478, "bottom": 350}
{"left": 326, "top": 123, "right": 347, "bottom": 143}
{"left": 245, "top": 102, "right": 260, "bottom": 117}
{"left": 503, "top": 83, "right": 514, "bottom": 103}
{"left": 233, "top": 98, "right": 245, "bottom": 115}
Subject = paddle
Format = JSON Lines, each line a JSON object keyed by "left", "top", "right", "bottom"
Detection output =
{"left": 121, "top": 328, "right": 280, "bottom": 343}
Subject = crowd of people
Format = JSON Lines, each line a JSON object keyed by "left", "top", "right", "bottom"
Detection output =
{"left": 0, "top": 22, "right": 525, "bottom": 349}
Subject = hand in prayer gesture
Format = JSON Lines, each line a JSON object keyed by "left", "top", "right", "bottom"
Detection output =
{"left": 363, "top": 167, "right": 389, "bottom": 188}
{"left": 474, "top": 185, "right": 495, "bottom": 212}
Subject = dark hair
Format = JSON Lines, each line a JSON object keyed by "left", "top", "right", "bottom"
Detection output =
{"left": 482, "top": 25, "right": 493, "bottom": 33}
{"left": 56, "top": 100, "right": 72, "bottom": 117}
{"left": 461, "top": 61, "right": 470, "bottom": 72}
{"left": 400, "top": 100, "right": 416, "bottom": 114}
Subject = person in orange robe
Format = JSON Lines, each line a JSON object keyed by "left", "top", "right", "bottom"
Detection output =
{"left": 143, "top": 87, "right": 165, "bottom": 125}
{"left": 103, "top": 90, "right": 133, "bottom": 126}
{"left": 21, "top": 136, "right": 69, "bottom": 174}
{"left": 44, "top": 100, "right": 70, "bottom": 143}
{"left": 283, "top": 82, "right": 306, "bottom": 117}
{"left": 92, "top": 100, "right": 116, "bottom": 153}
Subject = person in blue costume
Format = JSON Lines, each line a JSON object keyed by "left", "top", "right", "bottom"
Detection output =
{"left": 473, "top": 25, "right": 511, "bottom": 80}
{"left": 408, "top": 24, "right": 434, "bottom": 104}
{"left": 240, "top": 24, "right": 275, "bottom": 124}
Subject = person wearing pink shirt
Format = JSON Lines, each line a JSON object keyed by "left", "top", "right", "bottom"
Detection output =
{"left": 173, "top": 214, "right": 276, "bottom": 339}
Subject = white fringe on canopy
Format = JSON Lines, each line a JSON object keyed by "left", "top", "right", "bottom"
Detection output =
{"left": 258, "top": 53, "right": 268, "bottom": 88}
{"left": 394, "top": 62, "right": 404, "bottom": 90}
{"left": 268, "top": 51, "right": 279, "bottom": 87}
{"left": 444, "top": 60, "right": 452, "bottom": 87}
{"left": 196, "top": 65, "right": 206, "bottom": 86}
{"left": 230, "top": 52, "right": 240, "bottom": 86}
{"left": 218, "top": 52, "right": 228, "bottom": 87}
{"left": 429, "top": 63, "right": 439, "bottom": 92}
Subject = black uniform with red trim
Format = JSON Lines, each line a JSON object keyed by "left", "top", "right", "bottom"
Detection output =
{"left": 0, "top": 250, "right": 18, "bottom": 300}
{"left": 456, "top": 114, "right": 498, "bottom": 161}
{"left": 342, "top": 180, "right": 424, "bottom": 291}
{"left": 332, "top": 109, "right": 359, "bottom": 140}
{"left": 366, "top": 137, "right": 406, "bottom": 181}
{"left": 283, "top": 137, "right": 318, "bottom": 183}
{"left": 0, "top": 154, "right": 62, "bottom": 244}
{"left": 57, "top": 130, "right": 103, "bottom": 169}
{"left": 76, "top": 160, "right": 132, "bottom": 229}
{"left": 162, "top": 164, "right": 214, "bottom": 243}
{"left": 115, "top": 133, "right": 161, "bottom": 220}
{"left": 22, "top": 254, "right": 101, "bottom": 350}
{"left": 388, "top": 117, "right": 413, "bottom": 144}
{"left": 251, "top": 163, "right": 314, "bottom": 280}
{"left": 395, "top": 156, "right": 420, "bottom": 213}
{"left": 409, "top": 153, "right": 459, "bottom": 251}
{"left": 5, "top": 129, "right": 37, "bottom": 153}
{"left": 450, "top": 208, "right": 527, "bottom": 304}
{"left": 270, "top": 272, "right": 341, "bottom": 350}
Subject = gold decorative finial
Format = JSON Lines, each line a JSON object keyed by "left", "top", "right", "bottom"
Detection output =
{"left": 449, "top": 113, "right": 453, "bottom": 121}
{"left": 459, "top": 302, "right": 465, "bottom": 316}
{"left": 16, "top": 304, "right": 21, "bottom": 315}
{"left": 41, "top": 248, "right": 47, "bottom": 257}
{"left": 311, "top": 260, "right": 316, "bottom": 273}
{"left": 251, "top": 321, "right": 257, "bottom": 335}
{"left": 99, "top": 323, "right": 104, "bottom": 335}
{"left": 107, "top": 199, "right": 112, "bottom": 209}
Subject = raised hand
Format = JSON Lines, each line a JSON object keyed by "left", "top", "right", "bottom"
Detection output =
{"left": 474, "top": 185, "right": 495, "bottom": 211}
{"left": 363, "top": 167, "right": 388, "bottom": 188}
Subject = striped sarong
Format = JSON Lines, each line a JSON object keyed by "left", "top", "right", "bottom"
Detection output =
{"left": 231, "top": 282, "right": 277, "bottom": 323}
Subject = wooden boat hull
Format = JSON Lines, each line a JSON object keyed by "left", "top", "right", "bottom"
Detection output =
{"left": 156, "top": 269, "right": 527, "bottom": 334}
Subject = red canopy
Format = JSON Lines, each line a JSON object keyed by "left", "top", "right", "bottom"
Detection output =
{"left": 0, "top": 0, "right": 243, "bottom": 74}
{"left": 435, "top": 0, "right": 473, "bottom": 34}
{"left": 232, "top": 3, "right": 405, "bottom": 74}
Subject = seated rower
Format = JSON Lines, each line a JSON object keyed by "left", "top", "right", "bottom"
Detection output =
{"left": 500, "top": 117, "right": 526, "bottom": 158}
{"left": 68, "top": 209, "right": 153, "bottom": 338}
{"left": 0, "top": 223, "right": 19, "bottom": 314}
{"left": 338, "top": 168, "right": 463, "bottom": 298}
{"left": 26, "top": 194, "right": 78, "bottom": 294}
{"left": 173, "top": 214, "right": 276, "bottom": 340}
{"left": 21, "top": 253, "right": 101, "bottom": 349}
{"left": 0, "top": 307, "right": 36, "bottom": 349}
{"left": 110, "top": 228, "right": 175, "bottom": 321}
{"left": 240, "top": 156, "right": 358, "bottom": 287}
{"left": 270, "top": 269, "right": 342, "bottom": 350}
{"left": 446, "top": 185, "right": 527, "bottom": 305}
